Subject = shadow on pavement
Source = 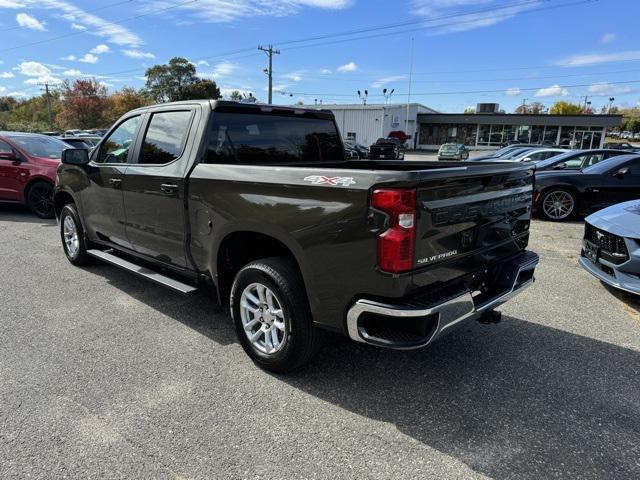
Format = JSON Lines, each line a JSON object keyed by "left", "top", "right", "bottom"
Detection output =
{"left": 78, "top": 257, "right": 640, "bottom": 479}
{"left": 282, "top": 318, "right": 640, "bottom": 479}
{"left": 0, "top": 204, "right": 56, "bottom": 226}
{"left": 82, "top": 262, "right": 236, "bottom": 346}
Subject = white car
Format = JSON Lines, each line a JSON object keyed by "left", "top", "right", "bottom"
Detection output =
{"left": 507, "top": 148, "right": 567, "bottom": 163}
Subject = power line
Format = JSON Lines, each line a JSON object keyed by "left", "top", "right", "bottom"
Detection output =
{"left": 0, "top": 0, "right": 198, "bottom": 53}
{"left": 277, "top": 79, "right": 640, "bottom": 98}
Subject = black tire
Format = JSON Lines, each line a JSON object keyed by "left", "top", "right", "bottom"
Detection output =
{"left": 230, "top": 257, "right": 324, "bottom": 373}
{"left": 26, "top": 181, "right": 54, "bottom": 218}
{"left": 59, "top": 203, "right": 92, "bottom": 266}
{"left": 537, "top": 188, "right": 577, "bottom": 222}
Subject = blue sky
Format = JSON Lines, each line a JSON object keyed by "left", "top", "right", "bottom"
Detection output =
{"left": 1, "top": 0, "right": 639, "bottom": 112}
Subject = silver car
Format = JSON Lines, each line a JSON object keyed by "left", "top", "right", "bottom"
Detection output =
{"left": 580, "top": 200, "right": 640, "bottom": 295}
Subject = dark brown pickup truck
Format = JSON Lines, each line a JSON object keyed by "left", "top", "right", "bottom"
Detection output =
{"left": 54, "top": 100, "right": 538, "bottom": 372}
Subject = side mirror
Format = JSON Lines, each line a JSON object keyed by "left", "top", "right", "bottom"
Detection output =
{"left": 0, "top": 151, "right": 18, "bottom": 162}
{"left": 553, "top": 162, "right": 567, "bottom": 170}
{"left": 522, "top": 157, "right": 532, "bottom": 162}
{"left": 62, "top": 148, "right": 89, "bottom": 165}
{"left": 614, "top": 167, "right": 630, "bottom": 178}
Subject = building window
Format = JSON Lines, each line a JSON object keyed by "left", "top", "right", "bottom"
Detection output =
{"left": 478, "top": 125, "right": 491, "bottom": 145}
{"left": 543, "top": 126, "right": 558, "bottom": 144}
{"left": 530, "top": 125, "right": 544, "bottom": 144}
{"left": 558, "top": 126, "right": 574, "bottom": 147}
{"left": 516, "top": 125, "right": 531, "bottom": 143}
{"left": 346, "top": 132, "right": 356, "bottom": 141}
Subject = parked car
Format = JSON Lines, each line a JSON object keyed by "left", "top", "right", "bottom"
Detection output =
{"left": 531, "top": 149, "right": 630, "bottom": 172}
{"left": 603, "top": 142, "right": 636, "bottom": 150}
{"left": 580, "top": 200, "right": 640, "bottom": 296}
{"left": 63, "top": 129, "right": 83, "bottom": 137}
{"left": 534, "top": 154, "right": 640, "bottom": 221}
{"left": 511, "top": 148, "right": 566, "bottom": 162}
{"left": 437, "top": 143, "right": 469, "bottom": 161}
{"left": 344, "top": 144, "right": 359, "bottom": 159}
{"left": 470, "top": 147, "right": 540, "bottom": 162}
{"left": 0, "top": 132, "right": 69, "bottom": 218}
{"left": 54, "top": 100, "right": 538, "bottom": 372}
{"left": 369, "top": 137, "right": 405, "bottom": 160}
{"left": 58, "top": 136, "right": 100, "bottom": 149}
{"left": 344, "top": 140, "right": 369, "bottom": 159}
{"left": 468, "top": 144, "right": 543, "bottom": 162}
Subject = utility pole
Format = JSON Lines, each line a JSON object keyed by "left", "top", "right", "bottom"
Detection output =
{"left": 405, "top": 37, "right": 414, "bottom": 140}
{"left": 581, "top": 95, "right": 590, "bottom": 111}
{"left": 521, "top": 97, "right": 528, "bottom": 113}
{"left": 258, "top": 44, "right": 280, "bottom": 104}
{"left": 39, "top": 82, "right": 54, "bottom": 130}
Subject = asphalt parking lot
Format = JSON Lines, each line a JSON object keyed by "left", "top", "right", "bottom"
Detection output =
{"left": 1, "top": 205, "right": 639, "bottom": 479}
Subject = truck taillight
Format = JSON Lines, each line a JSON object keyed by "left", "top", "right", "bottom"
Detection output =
{"left": 371, "top": 188, "right": 416, "bottom": 273}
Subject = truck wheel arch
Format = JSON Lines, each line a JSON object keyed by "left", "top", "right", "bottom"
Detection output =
{"left": 53, "top": 190, "right": 76, "bottom": 218}
{"left": 215, "top": 231, "right": 312, "bottom": 308}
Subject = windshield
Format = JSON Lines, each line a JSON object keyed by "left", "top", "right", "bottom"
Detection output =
{"left": 534, "top": 151, "right": 581, "bottom": 169}
{"left": 440, "top": 144, "right": 458, "bottom": 152}
{"left": 206, "top": 112, "right": 343, "bottom": 164}
{"left": 7, "top": 135, "right": 68, "bottom": 159}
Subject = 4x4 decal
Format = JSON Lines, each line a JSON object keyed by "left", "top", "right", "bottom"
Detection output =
{"left": 303, "top": 175, "right": 356, "bottom": 187}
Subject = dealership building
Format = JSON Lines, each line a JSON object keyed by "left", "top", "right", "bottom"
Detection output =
{"left": 307, "top": 102, "right": 621, "bottom": 150}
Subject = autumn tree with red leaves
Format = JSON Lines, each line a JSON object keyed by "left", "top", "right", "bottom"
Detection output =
{"left": 58, "top": 79, "right": 108, "bottom": 129}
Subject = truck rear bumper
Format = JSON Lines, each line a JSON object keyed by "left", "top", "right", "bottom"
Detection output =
{"left": 346, "top": 250, "right": 539, "bottom": 349}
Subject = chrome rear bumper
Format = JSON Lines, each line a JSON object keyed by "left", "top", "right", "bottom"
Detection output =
{"left": 346, "top": 251, "right": 539, "bottom": 349}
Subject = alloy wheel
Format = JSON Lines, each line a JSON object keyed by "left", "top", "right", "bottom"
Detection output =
{"left": 239, "top": 282, "right": 288, "bottom": 355}
{"left": 29, "top": 184, "right": 54, "bottom": 217}
{"left": 542, "top": 190, "right": 575, "bottom": 220}
{"left": 63, "top": 215, "right": 80, "bottom": 257}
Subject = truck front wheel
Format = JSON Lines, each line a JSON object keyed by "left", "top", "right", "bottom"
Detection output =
{"left": 60, "top": 203, "right": 92, "bottom": 266}
{"left": 230, "top": 257, "right": 323, "bottom": 373}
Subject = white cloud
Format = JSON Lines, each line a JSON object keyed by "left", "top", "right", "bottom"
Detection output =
{"left": 0, "top": 72, "right": 15, "bottom": 78}
{"left": 98, "top": 80, "right": 113, "bottom": 88}
{"left": 79, "top": 53, "right": 99, "bottom": 64}
{"left": 587, "top": 82, "right": 633, "bottom": 95}
{"left": 7, "top": 91, "right": 28, "bottom": 97}
{"left": 558, "top": 50, "right": 640, "bottom": 67}
{"left": 63, "top": 69, "right": 81, "bottom": 76}
{"left": 505, "top": 87, "right": 521, "bottom": 96}
{"left": 146, "top": 0, "right": 352, "bottom": 23}
{"left": 0, "top": 86, "right": 6, "bottom": 93}
{"left": 412, "top": 0, "right": 541, "bottom": 34}
{"left": 337, "top": 61, "right": 357, "bottom": 73}
{"left": 320, "top": 68, "right": 332, "bottom": 74}
{"left": 371, "top": 75, "right": 406, "bottom": 88}
{"left": 90, "top": 44, "right": 110, "bottom": 54}
{"left": 200, "top": 60, "right": 236, "bottom": 79}
{"left": 18, "top": 61, "right": 50, "bottom": 77}
{"left": 16, "top": 12, "right": 46, "bottom": 30}
{"left": 61, "top": 54, "right": 76, "bottom": 61}
{"left": 281, "top": 71, "right": 304, "bottom": 82}
{"left": 122, "top": 49, "right": 155, "bottom": 59}
{"left": 197, "top": 60, "right": 210, "bottom": 66}
{"left": 600, "top": 33, "right": 615, "bottom": 44}
{"left": 70, "top": 22, "right": 85, "bottom": 30}
{"left": 0, "top": 0, "right": 142, "bottom": 46}
{"left": 535, "top": 84, "right": 568, "bottom": 97}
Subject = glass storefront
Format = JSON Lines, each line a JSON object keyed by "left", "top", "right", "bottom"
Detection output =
{"left": 418, "top": 122, "right": 606, "bottom": 149}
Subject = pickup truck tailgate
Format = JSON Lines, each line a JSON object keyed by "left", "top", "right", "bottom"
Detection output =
{"left": 414, "top": 165, "right": 533, "bottom": 273}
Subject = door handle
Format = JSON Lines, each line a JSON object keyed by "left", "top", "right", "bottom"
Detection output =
{"left": 108, "top": 178, "right": 122, "bottom": 188}
{"left": 160, "top": 183, "right": 179, "bottom": 195}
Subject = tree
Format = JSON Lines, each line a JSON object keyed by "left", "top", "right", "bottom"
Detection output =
{"left": 58, "top": 79, "right": 108, "bottom": 129}
{"left": 229, "top": 90, "right": 243, "bottom": 101}
{"left": 145, "top": 57, "right": 221, "bottom": 102}
{"left": 549, "top": 101, "right": 584, "bottom": 115}
{"left": 463, "top": 106, "right": 476, "bottom": 114}
{"left": 105, "top": 87, "right": 152, "bottom": 123}
{"left": 180, "top": 79, "right": 221, "bottom": 100}
{"left": 514, "top": 102, "right": 545, "bottom": 114}
{"left": 627, "top": 118, "right": 640, "bottom": 134}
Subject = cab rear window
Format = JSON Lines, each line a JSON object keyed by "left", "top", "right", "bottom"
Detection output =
{"left": 205, "top": 112, "right": 343, "bottom": 165}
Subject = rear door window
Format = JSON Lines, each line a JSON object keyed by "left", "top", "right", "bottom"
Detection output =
{"left": 138, "top": 110, "right": 193, "bottom": 165}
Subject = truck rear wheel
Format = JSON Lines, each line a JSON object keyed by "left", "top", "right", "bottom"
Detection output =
{"left": 230, "top": 257, "right": 323, "bottom": 373}
{"left": 60, "top": 203, "right": 92, "bottom": 266}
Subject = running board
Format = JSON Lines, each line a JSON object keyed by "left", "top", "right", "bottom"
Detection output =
{"left": 87, "top": 249, "right": 199, "bottom": 295}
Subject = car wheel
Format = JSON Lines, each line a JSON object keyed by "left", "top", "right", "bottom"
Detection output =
{"left": 538, "top": 188, "right": 577, "bottom": 221}
{"left": 60, "top": 203, "right": 92, "bottom": 266}
{"left": 399, "top": 152, "right": 405, "bottom": 160}
{"left": 230, "top": 257, "right": 324, "bottom": 373}
{"left": 26, "top": 181, "right": 54, "bottom": 218}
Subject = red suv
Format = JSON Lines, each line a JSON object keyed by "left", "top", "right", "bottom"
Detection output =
{"left": 0, "top": 132, "right": 70, "bottom": 218}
